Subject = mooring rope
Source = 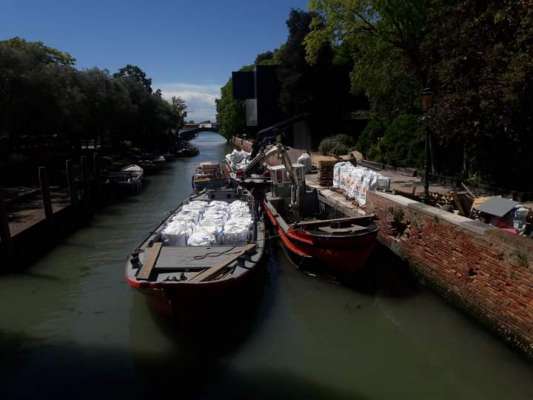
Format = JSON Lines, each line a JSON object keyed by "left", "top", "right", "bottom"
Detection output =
{"left": 193, "top": 246, "right": 238, "bottom": 260}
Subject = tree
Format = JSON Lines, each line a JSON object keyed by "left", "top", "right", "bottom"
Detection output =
{"left": 113, "top": 64, "right": 152, "bottom": 94}
{"left": 277, "top": 9, "right": 366, "bottom": 146}
{"left": 0, "top": 37, "right": 188, "bottom": 163}
{"left": 304, "top": 1, "right": 429, "bottom": 165}
{"left": 216, "top": 79, "right": 246, "bottom": 140}
{"left": 305, "top": 0, "right": 429, "bottom": 120}
{"left": 171, "top": 97, "right": 188, "bottom": 129}
{"left": 0, "top": 38, "right": 77, "bottom": 152}
{"left": 422, "top": 0, "right": 533, "bottom": 188}
{"left": 254, "top": 51, "right": 277, "bottom": 65}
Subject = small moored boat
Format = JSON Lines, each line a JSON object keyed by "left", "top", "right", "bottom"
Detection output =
{"left": 125, "top": 187, "right": 265, "bottom": 320}
{"left": 107, "top": 164, "right": 143, "bottom": 192}
{"left": 192, "top": 162, "right": 228, "bottom": 192}
{"left": 264, "top": 189, "right": 378, "bottom": 280}
{"left": 234, "top": 138, "right": 378, "bottom": 280}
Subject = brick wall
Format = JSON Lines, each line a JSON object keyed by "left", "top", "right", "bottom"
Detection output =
{"left": 366, "top": 191, "right": 533, "bottom": 358}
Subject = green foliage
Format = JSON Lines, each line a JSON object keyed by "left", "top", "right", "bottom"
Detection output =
{"left": 306, "top": 0, "right": 533, "bottom": 190}
{"left": 369, "top": 114, "right": 424, "bottom": 168}
{"left": 357, "top": 119, "right": 386, "bottom": 157}
{"left": 255, "top": 51, "right": 278, "bottom": 66}
{"left": 318, "top": 134, "right": 356, "bottom": 156}
{"left": 113, "top": 64, "right": 153, "bottom": 93}
{"left": 422, "top": 0, "right": 533, "bottom": 187}
{"left": 276, "top": 9, "right": 366, "bottom": 145}
{"left": 0, "top": 38, "right": 186, "bottom": 154}
{"left": 306, "top": 0, "right": 428, "bottom": 126}
{"left": 216, "top": 79, "right": 246, "bottom": 140}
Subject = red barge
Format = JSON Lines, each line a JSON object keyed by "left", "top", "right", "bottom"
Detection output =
{"left": 233, "top": 134, "right": 379, "bottom": 280}
{"left": 263, "top": 190, "right": 378, "bottom": 279}
{"left": 125, "top": 187, "right": 265, "bottom": 321}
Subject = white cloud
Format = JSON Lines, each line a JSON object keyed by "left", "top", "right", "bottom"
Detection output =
{"left": 155, "top": 82, "right": 221, "bottom": 122}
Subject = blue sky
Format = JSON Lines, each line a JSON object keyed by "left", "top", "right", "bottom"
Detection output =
{"left": 1, "top": 0, "right": 309, "bottom": 121}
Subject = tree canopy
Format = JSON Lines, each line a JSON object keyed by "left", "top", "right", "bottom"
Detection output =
{"left": 0, "top": 38, "right": 187, "bottom": 158}
{"left": 304, "top": 0, "right": 533, "bottom": 190}
{"left": 216, "top": 8, "right": 367, "bottom": 145}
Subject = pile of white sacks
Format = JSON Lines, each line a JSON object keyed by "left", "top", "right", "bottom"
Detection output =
{"left": 225, "top": 149, "right": 251, "bottom": 171}
{"left": 161, "top": 200, "right": 253, "bottom": 247}
{"left": 333, "top": 162, "right": 391, "bottom": 206}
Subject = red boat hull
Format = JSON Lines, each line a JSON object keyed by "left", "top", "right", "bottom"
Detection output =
{"left": 264, "top": 203, "right": 377, "bottom": 278}
{"left": 127, "top": 261, "right": 265, "bottom": 324}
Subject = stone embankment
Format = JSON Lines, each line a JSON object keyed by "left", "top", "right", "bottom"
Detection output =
{"left": 366, "top": 191, "right": 533, "bottom": 359}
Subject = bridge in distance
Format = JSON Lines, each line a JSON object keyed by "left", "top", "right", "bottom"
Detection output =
{"left": 178, "top": 122, "right": 219, "bottom": 140}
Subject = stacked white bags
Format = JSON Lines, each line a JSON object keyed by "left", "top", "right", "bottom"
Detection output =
{"left": 223, "top": 200, "right": 253, "bottom": 244}
{"left": 161, "top": 199, "right": 253, "bottom": 246}
{"left": 333, "top": 162, "right": 390, "bottom": 206}
{"left": 161, "top": 200, "right": 208, "bottom": 246}
{"left": 225, "top": 149, "right": 251, "bottom": 171}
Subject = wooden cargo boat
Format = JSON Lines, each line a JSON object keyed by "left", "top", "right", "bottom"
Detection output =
{"left": 192, "top": 162, "right": 228, "bottom": 192}
{"left": 263, "top": 189, "right": 378, "bottom": 280}
{"left": 126, "top": 187, "right": 265, "bottom": 321}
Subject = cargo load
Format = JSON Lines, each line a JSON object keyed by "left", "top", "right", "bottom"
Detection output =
{"left": 333, "top": 162, "right": 391, "bottom": 206}
{"left": 161, "top": 198, "right": 253, "bottom": 246}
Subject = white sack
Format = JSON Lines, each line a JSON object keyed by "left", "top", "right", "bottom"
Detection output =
{"left": 187, "top": 228, "right": 216, "bottom": 247}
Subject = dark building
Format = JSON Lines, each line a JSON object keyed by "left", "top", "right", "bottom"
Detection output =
{"left": 232, "top": 64, "right": 368, "bottom": 151}
{"left": 232, "top": 65, "right": 285, "bottom": 133}
{"left": 232, "top": 65, "right": 315, "bottom": 150}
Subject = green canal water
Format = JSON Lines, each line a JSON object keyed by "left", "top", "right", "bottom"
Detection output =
{"left": 0, "top": 132, "right": 531, "bottom": 399}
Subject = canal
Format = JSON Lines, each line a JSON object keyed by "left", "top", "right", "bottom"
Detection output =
{"left": 0, "top": 132, "right": 531, "bottom": 400}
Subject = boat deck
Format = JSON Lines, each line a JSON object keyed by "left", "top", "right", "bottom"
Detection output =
{"left": 306, "top": 174, "right": 367, "bottom": 217}
{"left": 154, "top": 246, "right": 250, "bottom": 271}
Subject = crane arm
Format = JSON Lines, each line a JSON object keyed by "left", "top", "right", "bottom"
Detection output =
{"left": 241, "top": 144, "right": 298, "bottom": 185}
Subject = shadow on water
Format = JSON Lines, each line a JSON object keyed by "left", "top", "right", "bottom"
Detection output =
{"left": 143, "top": 250, "right": 273, "bottom": 360}
{"left": 349, "top": 244, "right": 419, "bottom": 298}
{"left": 281, "top": 239, "right": 419, "bottom": 300}
{"left": 0, "top": 330, "right": 368, "bottom": 400}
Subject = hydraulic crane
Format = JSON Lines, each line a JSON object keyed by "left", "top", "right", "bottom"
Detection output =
{"left": 240, "top": 114, "right": 309, "bottom": 219}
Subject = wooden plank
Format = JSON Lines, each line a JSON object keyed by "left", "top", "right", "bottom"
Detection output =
{"left": 155, "top": 246, "right": 243, "bottom": 270}
{"left": 293, "top": 215, "right": 374, "bottom": 229}
{"left": 137, "top": 242, "right": 163, "bottom": 280}
{"left": 190, "top": 244, "right": 256, "bottom": 282}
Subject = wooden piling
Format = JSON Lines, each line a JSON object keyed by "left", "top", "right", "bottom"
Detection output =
{"left": 39, "top": 166, "right": 54, "bottom": 219}
{"left": 92, "top": 152, "right": 99, "bottom": 178}
{"left": 80, "top": 155, "right": 88, "bottom": 190}
{"left": 0, "top": 190, "right": 12, "bottom": 247}
{"left": 65, "top": 159, "right": 77, "bottom": 205}
{"left": 80, "top": 155, "right": 93, "bottom": 214}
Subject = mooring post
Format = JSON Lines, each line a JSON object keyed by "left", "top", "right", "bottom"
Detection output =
{"left": 80, "top": 155, "right": 88, "bottom": 191}
{"left": 0, "top": 190, "right": 12, "bottom": 247}
{"left": 92, "top": 152, "right": 99, "bottom": 178}
{"left": 39, "top": 166, "right": 53, "bottom": 219}
{"left": 65, "top": 159, "right": 77, "bottom": 206}
{"left": 80, "top": 155, "right": 93, "bottom": 214}
{"left": 92, "top": 152, "right": 100, "bottom": 202}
